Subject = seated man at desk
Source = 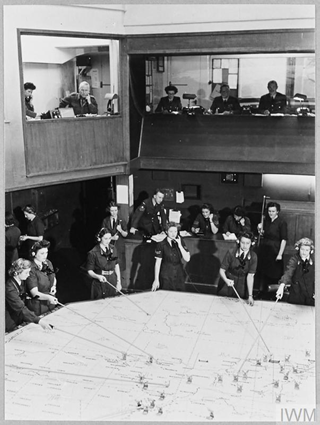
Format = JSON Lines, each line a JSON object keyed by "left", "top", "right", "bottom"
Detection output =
{"left": 191, "top": 203, "right": 219, "bottom": 237}
{"left": 155, "top": 85, "right": 182, "bottom": 113}
{"left": 24, "top": 82, "right": 38, "bottom": 119}
{"left": 130, "top": 188, "right": 167, "bottom": 237}
{"left": 59, "top": 81, "right": 98, "bottom": 116}
{"left": 258, "top": 80, "right": 287, "bottom": 115}
{"left": 209, "top": 84, "right": 241, "bottom": 115}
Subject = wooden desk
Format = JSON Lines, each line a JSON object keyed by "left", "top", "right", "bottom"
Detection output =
{"left": 124, "top": 235, "right": 237, "bottom": 292}
{"left": 24, "top": 115, "right": 127, "bottom": 176}
{"left": 139, "top": 114, "right": 315, "bottom": 174}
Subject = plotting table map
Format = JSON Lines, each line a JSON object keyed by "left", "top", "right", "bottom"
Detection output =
{"left": 5, "top": 290, "right": 315, "bottom": 421}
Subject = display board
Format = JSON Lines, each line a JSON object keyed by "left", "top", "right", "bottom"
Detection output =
{"left": 5, "top": 291, "right": 315, "bottom": 421}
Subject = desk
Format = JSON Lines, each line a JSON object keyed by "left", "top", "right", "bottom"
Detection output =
{"left": 139, "top": 114, "right": 315, "bottom": 174}
{"left": 5, "top": 291, "right": 315, "bottom": 421}
{"left": 124, "top": 235, "right": 237, "bottom": 292}
{"left": 24, "top": 115, "right": 126, "bottom": 176}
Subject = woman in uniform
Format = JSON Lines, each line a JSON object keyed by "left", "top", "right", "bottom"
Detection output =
{"left": 86, "top": 228, "right": 122, "bottom": 300}
{"left": 20, "top": 205, "right": 45, "bottom": 257}
{"left": 152, "top": 222, "right": 190, "bottom": 292}
{"left": 6, "top": 258, "right": 53, "bottom": 332}
{"left": 257, "top": 202, "right": 288, "bottom": 298}
{"left": 191, "top": 203, "right": 219, "bottom": 237}
{"left": 218, "top": 231, "right": 257, "bottom": 306}
{"left": 26, "top": 240, "right": 58, "bottom": 315}
{"left": 5, "top": 211, "right": 21, "bottom": 275}
{"left": 276, "top": 237, "right": 314, "bottom": 306}
{"left": 101, "top": 201, "right": 128, "bottom": 272}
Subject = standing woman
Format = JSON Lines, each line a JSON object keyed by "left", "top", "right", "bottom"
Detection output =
{"left": 26, "top": 240, "right": 58, "bottom": 315}
{"left": 6, "top": 258, "right": 53, "bottom": 332}
{"left": 152, "top": 222, "right": 190, "bottom": 292}
{"left": 257, "top": 202, "right": 288, "bottom": 297}
{"left": 101, "top": 201, "right": 128, "bottom": 272}
{"left": 276, "top": 238, "right": 315, "bottom": 306}
{"left": 86, "top": 228, "right": 122, "bottom": 300}
{"left": 218, "top": 232, "right": 257, "bottom": 306}
{"left": 5, "top": 211, "right": 21, "bottom": 275}
{"left": 20, "top": 205, "right": 45, "bottom": 257}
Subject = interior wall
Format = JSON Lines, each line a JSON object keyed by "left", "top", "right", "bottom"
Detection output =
{"left": 132, "top": 169, "right": 315, "bottom": 214}
{"left": 23, "top": 63, "right": 64, "bottom": 112}
{"left": 4, "top": 5, "right": 125, "bottom": 190}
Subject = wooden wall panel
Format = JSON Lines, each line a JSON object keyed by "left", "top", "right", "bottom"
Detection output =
{"left": 138, "top": 115, "right": 315, "bottom": 175}
{"left": 24, "top": 116, "right": 125, "bottom": 176}
{"left": 126, "top": 29, "right": 315, "bottom": 54}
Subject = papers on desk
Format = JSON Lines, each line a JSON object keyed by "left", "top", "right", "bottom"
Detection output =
{"left": 222, "top": 233, "right": 237, "bottom": 241}
{"left": 151, "top": 232, "right": 167, "bottom": 242}
{"left": 180, "top": 231, "right": 192, "bottom": 237}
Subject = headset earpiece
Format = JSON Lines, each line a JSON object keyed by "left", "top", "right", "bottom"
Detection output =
{"left": 97, "top": 237, "right": 101, "bottom": 242}
{"left": 31, "top": 251, "right": 35, "bottom": 256}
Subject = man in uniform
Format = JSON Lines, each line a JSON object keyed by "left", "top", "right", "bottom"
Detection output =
{"left": 258, "top": 80, "right": 287, "bottom": 115}
{"left": 130, "top": 189, "right": 167, "bottom": 237}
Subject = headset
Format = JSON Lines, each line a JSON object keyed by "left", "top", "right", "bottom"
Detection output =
{"left": 164, "top": 222, "right": 181, "bottom": 240}
{"left": 294, "top": 237, "right": 314, "bottom": 254}
{"left": 30, "top": 240, "right": 51, "bottom": 257}
{"left": 236, "top": 231, "right": 256, "bottom": 245}
{"left": 96, "top": 227, "right": 112, "bottom": 242}
{"left": 23, "top": 204, "right": 37, "bottom": 215}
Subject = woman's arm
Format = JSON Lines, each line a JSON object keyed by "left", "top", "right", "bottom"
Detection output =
{"left": 246, "top": 273, "right": 255, "bottom": 306}
{"left": 219, "top": 268, "right": 234, "bottom": 286}
{"left": 88, "top": 269, "right": 107, "bottom": 283}
{"left": 20, "top": 235, "right": 43, "bottom": 242}
{"left": 276, "top": 239, "right": 287, "bottom": 260}
{"left": 29, "top": 287, "right": 58, "bottom": 305}
{"left": 209, "top": 213, "right": 219, "bottom": 234}
{"left": 152, "top": 257, "right": 162, "bottom": 291}
{"left": 177, "top": 238, "right": 190, "bottom": 262}
{"left": 114, "top": 264, "right": 121, "bottom": 290}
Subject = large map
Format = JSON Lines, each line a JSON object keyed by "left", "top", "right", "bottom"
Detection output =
{"left": 5, "top": 291, "right": 315, "bottom": 421}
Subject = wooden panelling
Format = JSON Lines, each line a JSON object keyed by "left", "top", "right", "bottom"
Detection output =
{"left": 126, "top": 29, "right": 315, "bottom": 54}
{"left": 271, "top": 200, "right": 315, "bottom": 246}
{"left": 138, "top": 115, "right": 315, "bottom": 175}
{"left": 24, "top": 116, "right": 126, "bottom": 176}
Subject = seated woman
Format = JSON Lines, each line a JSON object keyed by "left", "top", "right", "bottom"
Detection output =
{"left": 191, "top": 203, "right": 219, "bottom": 236}
{"left": 222, "top": 205, "right": 251, "bottom": 237}
{"left": 86, "top": 228, "right": 122, "bottom": 300}
{"left": 218, "top": 231, "right": 257, "bottom": 306}
{"left": 26, "top": 240, "right": 58, "bottom": 316}
{"left": 152, "top": 222, "right": 190, "bottom": 292}
{"left": 276, "top": 238, "right": 314, "bottom": 306}
{"left": 6, "top": 258, "right": 52, "bottom": 332}
{"left": 155, "top": 85, "right": 182, "bottom": 113}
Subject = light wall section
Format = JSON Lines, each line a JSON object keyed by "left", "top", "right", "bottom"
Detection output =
{"left": 124, "top": 4, "right": 315, "bottom": 34}
{"left": 4, "top": 5, "right": 125, "bottom": 191}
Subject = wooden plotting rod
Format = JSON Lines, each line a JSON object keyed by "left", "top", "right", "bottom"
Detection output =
{"left": 105, "top": 279, "right": 150, "bottom": 316}
{"left": 231, "top": 286, "right": 270, "bottom": 353}
{"left": 237, "top": 297, "right": 280, "bottom": 374}
{"left": 56, "top": 301, "right": 154, "bottom": 360}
